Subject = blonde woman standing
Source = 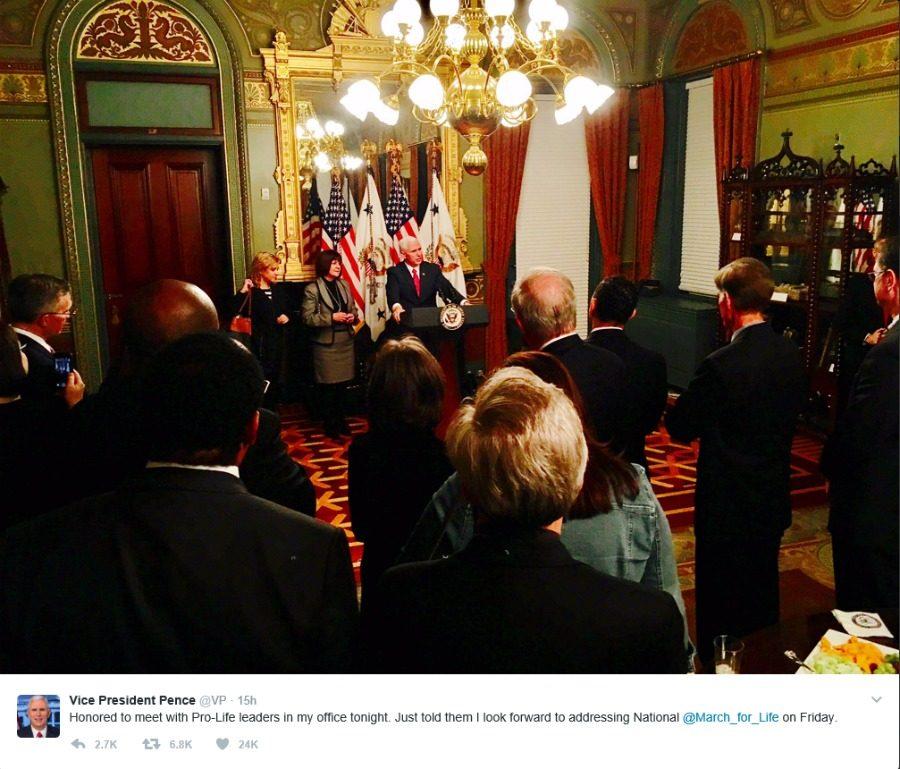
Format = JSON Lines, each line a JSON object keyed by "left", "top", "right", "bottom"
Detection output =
{"left": 230, "top": 251, "right": 289, "bottom": 406}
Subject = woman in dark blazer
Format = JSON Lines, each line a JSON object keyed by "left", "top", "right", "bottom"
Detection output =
{"left": 230, "top": 251, "right": 289, "bottom": 407}
{"left": 349, "top": 336, "right": 452, "bottom": 609}
{"left": 301, "top": 250, "right": 357, "bottom": 439}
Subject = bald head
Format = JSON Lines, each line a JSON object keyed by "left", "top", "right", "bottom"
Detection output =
{"left": 510, "top": 267, "right": 577, "bottom": 348}
{"left": 123, "top": 279, "right": 219, "bottom": 361}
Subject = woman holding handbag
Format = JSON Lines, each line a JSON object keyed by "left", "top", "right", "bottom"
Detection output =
{"left": 301, "top": 249, "right": 356, "bottom": 439}
{"left": 230, "top": 251, "right": 289, "bottom": 407}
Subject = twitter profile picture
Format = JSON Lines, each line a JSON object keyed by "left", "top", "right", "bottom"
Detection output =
{"left": 17, "top": 694, "right": 60, "bottom": 738}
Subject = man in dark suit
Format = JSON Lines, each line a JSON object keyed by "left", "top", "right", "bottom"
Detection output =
{"left": 666, "top": 258, "right": 804, "bottom": 661}
{"left": 0, "top": 333, "right": 357, "bottom": 673}
{"left": 17, "top": 696, "right": 59, "bottom": 737}
{"left": 8, "top": 274, "right": 83, "bottom": 403}
{"left": 822, "top": 237, "right": 899, "bottom": 610}
{"left": 69, "top": 280, "right": 315, "bottom": 515}
{"left": 363, "top": 367, "right": 685, "bottom": 673}
{"left": 386, "top": 236, "right": 466, "bottom": 324}
{"left": 511, "top": 267, "right": 625, "bottom": 445}
{"left": 588, "top": 276, "right": 668, "bottom": 469}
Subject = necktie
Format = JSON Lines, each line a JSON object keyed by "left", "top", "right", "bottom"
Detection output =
{"left": 37, "top": 733, "right": 43, "bottom": 738}
{"left": 412, "top": 268, "right": 421, "bottom": 297}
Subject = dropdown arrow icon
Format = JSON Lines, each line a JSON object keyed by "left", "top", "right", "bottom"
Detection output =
{"left": 871, "top": 696, "right": 881, "bottom": 703}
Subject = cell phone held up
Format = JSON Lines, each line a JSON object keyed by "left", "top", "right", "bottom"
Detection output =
{"left": 52, "top": 352, "right": 73, "bottom": 389}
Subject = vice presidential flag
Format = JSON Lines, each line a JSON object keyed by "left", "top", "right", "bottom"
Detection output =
{"left": 418, "top": 170, "right": 467, "bottom": 303}
{"left": 356, "top": 167, "right": 392, "bottom": 342}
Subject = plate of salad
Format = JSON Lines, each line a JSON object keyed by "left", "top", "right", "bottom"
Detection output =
{"left": 798, "top": 630, "right": 899, "bottom": 674}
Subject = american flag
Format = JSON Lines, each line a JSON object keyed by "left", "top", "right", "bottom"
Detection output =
{"left": 384, "top": 172, "right": 419, "bottom": 264}
{"left": 322, "top": 177, "right": 363, "bottom": 313}
{"left": 301, "top": 178, "right": 324, "bottom": 265}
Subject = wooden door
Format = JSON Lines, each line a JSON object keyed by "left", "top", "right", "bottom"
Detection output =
{"left": 91, "top": 146, "right": 228, "bottom": 356}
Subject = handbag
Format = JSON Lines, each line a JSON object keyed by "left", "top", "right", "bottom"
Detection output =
{"left": 229, "top": 288, "right": 252, "bottom": 335}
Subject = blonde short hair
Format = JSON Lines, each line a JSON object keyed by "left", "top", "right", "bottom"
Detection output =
{"left": 446, "top": 367, "right": 587, "bottom": 526}
{"left": 250, "top": 251, "right": 282, "bottom": 284}
{"left": 510, "top": 267, "right": 577, "bottom": 345}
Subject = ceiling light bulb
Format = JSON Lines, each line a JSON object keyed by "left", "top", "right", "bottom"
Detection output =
{"left": 525, "top": 20, "right": 545, "bottom": 44}
{"left": 586, "top": 83, "right": 615, "bottom": 113}
{"left": 305, "top": 118, "right": 325, "bottom": 139}
{"left": 373, "top": 100, "right": 400, "bottom": 126}
{"left": 324, "top": 120, "right": 345, "bottom": 136}
{"left": 489, "top": 22, "right": 515, "bottom": 50}
{"left": 295, "top": 124, "right": 307, "bottom": 139}
{"left": 528, "top": 0, "right": 557, "bottom": 25}
{"left": 550, "top": 4, "right": 568, "bottom": 31}
{"left": 554, "top": 100, "right": 580, "bottom": 125}
{"left": 409, "top": 74, "right": 445, "bottom": 111}
{"left": 446, "top": 22, "right": 466, "bottom": 51}
{"left": 381, "top": 9, "right": 400, "bottom": 38}
{"left": 495, "top": 70, "right": 532, "bottom": 108}
{"left": 430, "top": 0, "right": 459, "bottom": 17}
{"left": 314, "top": 151, "right": 332, "bottom": 172}
{"left": 564, "top": 76, "right": 595, "bottom": 110}
{"left": 404, "top": 21, "right": 425, "bottom": 47}
{"left": 393, "top": 0, "right": 422, "bottom": 25}
{"left": 341, "top": 155, "right": 363, "bottom": 171}
{"left": 485, "top": 0, "right": 514, "bottom": 17}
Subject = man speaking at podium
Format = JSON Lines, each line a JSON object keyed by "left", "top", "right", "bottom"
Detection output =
{"left": 387, "top": 236, "right": 467, "bottom": 329}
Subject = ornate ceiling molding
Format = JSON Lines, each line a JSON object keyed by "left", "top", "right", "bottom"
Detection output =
{"left": 77, "top": 1, "right": 215, "bottom": 64}
{"left": 228, "top": 0, "right": 329, "bottom": 53}
{"left": 816, "top": 0, "right": 868, "bottom": 19}
{"left": 607, "top": 8, "right": 637, "bottom": 70}
{"left": 768, "top": 0, "right": 815, "bottom": 37}
{"left": 570, "top": 5, "right": 621, "bottom": 82}
{"left": 0, "top": 0, "right": 49, "bottom": 47}
{"left": 672, "top": 1, "right": 750, "bottom": 74}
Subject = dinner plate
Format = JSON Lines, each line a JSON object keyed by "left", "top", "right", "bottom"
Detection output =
{"left": 796, "top": 629, "right": 898, "bottom": 674}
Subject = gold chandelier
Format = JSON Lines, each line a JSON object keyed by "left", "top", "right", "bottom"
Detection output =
{"left": 295, "top": 114, "right": 363, "bottom": 189}
{"left": 339, "top": 0, "right": 613, "bottom": 175}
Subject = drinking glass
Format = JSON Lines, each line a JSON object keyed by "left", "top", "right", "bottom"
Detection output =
{"left": 714, "top": 635, "right": 745, "bottom": 674}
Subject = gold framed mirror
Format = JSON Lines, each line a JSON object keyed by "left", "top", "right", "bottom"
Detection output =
{"left": 261, "top": 29, "right": 470, "bottom": 282}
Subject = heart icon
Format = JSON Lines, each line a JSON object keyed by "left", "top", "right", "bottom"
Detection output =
{"left": 216, "top": 738, "right": 229, "bottom": 750}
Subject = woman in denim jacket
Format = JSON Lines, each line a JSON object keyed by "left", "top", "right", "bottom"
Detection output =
{"left": 400, "top": 351, "right": 695, "bottom": 671}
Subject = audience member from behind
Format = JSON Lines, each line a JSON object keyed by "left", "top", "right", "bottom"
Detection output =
{"left": 0, "top": 333, "right": 357, "bottom": 673}
{"left": 400, "top": 350, "right": 693, "bottom": 669}
{"left": 822, "top": 235, "right": 899, "bottom": 609}
{"left": 70, "top": 279, "right": 315, "bottom": 514}
{"left": 666, "top": 257, "right": 804, "bottom": 661}
{"left": 589, "top": 276, "right": 668, "bottom": 469}
{"left": 8, "top": 274, "right": 84, "bottom": 404}
{"left": 301, "top": 249, "right": 358, "bottom": 439}
{"left": 511, "top": 267, "right": 625, "bottom": 446}
{"left": 364, "top": 367, "right": 685, "bottom": 673}
{"left": 349, "top": 336, "right": 452, "bottom": 608}
{"left": 229, "top": 251, "right": 290, "bottom": 407}
{"left": 0, "top": 322, "right": 83, "bottom": 529}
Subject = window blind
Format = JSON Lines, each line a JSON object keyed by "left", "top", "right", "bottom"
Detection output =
{"left": 515, "top": 95, "right": 592, "bottom": 337}
{"left": 678, "top": 78, "right": 720, "bottom": 297}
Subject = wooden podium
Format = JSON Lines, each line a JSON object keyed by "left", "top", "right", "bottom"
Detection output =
{"left": 402, "top": 305, "right": 489, "bottom": 396}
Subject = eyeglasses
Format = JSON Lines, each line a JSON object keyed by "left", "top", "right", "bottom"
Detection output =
{"left": 41, "top": 308, "right": 78, "bottom": 318}
{"left": 868, "top": 270, "right": 885, "bottom": 283}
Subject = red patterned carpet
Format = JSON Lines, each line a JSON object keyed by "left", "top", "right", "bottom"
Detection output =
{"left": 278, "top": 405, "right": 829, "bottom": 583}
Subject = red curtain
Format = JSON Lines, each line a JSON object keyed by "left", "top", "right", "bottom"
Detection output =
{"left": 635, "top": 84, "right": 665, "bottom": 282}
{"left": 713, "top": 57, "right": 761, "bottom": 213}
{"left": 483, "top": 124, "right": 531, "bottom": 370}
{"left": 584, "top": 89, "right": 630, "bottom": 277}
